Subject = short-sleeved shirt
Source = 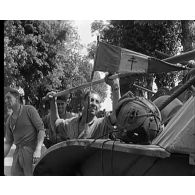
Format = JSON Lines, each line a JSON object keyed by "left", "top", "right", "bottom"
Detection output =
{"left": 43, "top": 111, "right": 77, "bottom": 143}
{"left": 54, "top": 115, "right": 114, "bottom": 142}
{"left": 5, "top": 105, "right": 45, "bottom": 150}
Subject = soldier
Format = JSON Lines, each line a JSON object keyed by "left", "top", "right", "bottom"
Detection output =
{"left": 45, "top": 75, "right": 120, "bottom": 143}
{"left": 43, "top": 96, "right": 77, "bottom": 148}
{"left": 4, "top": 87, "right": 45, "bottom": 176}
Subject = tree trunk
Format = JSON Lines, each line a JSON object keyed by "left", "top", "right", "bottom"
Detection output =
{"left": 181, "top": 20, "right": 193, "bottom": 52}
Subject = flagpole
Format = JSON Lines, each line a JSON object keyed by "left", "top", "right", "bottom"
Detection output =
{"left": 43, "top": 72, "right": 145, "bottom": 100}
{"left": 84, "top": 36, "right": 100, "bottom": 126}
{"left": 90, "top": 36, "right": 100, "bottom": 81}
{"left": 163, "top": 49, "right": 195, "bottom": 64}
{"left": 155, "top": 49, "right": 195, "bottom": 65}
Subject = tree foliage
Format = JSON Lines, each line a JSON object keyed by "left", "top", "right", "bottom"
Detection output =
{"left": 4, "top": 20, "right": 107, "bottom": 114}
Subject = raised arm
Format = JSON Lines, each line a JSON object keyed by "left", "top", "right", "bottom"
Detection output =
{"left": 45, "top": 91, "right": 60, "bottom": 129}
{"left": 110, "top": 76, "right": 121, "bottom": 111}
{"left": 104, "top": 73, "right": 121, "bottom": 124}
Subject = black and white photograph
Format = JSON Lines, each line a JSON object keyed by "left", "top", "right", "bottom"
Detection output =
{"left": 1, "top": 0, "right": 194, "bottom": 194}
{"left": 4, "top": 19, "right": 195, "bottom": 176}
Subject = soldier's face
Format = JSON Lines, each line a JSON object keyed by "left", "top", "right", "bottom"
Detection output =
{"left": 85, "top": 93, "right": 101, "bottom": 115}
{"left": 57, "top": 102, "right": 66, "bottom": 115}
{"left": 5, "top": 92, "right": 18, "bottom": 109}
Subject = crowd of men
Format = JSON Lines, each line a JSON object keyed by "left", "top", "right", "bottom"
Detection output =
{"left": 4, "top": 75, "right": 121, "bottom": 175}
{"left": 4, "top": 69, "right": 195, "bottom": 176}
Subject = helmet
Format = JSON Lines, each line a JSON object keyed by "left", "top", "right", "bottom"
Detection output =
{"left": 115, "top": 91, "right": 162, "bottom": 144}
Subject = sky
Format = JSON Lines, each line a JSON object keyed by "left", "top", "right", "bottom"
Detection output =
{"left": 74, "top": 20, "right": 112, "bottom": 111}
{"left": 74, "top": 20, "right": 95, "bottom": 45}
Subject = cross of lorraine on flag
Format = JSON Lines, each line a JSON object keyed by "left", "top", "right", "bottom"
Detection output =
{"left": 119, "top": 49, "right": 148, "bottom": 73}
{"left": 94, "top": 41, "right": 186, "bottom": 73}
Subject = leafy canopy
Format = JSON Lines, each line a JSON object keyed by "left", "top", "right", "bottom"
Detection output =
{"left": 4, "top": 20, "right": 107, "bottom": 114}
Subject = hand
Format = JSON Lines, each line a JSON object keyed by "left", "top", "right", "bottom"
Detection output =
{"left": 45, "top": 91, "right": 57, "bottom": 101}
{"left": 104, "top": 73, "right": 120, "bottom": 91}
{"left": 33, "top": 149, "right": 41, "bottom": 164}
{"left": 104, "top": 73, "right": 114, "bottom": 87}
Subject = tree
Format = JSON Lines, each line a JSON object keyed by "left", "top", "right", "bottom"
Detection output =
{"left": 4, "top": 20, "right": 108, "bottom": 114}
{"left": 4, "top": 20, "right": 72, "bottom": 107}
{"left": 180, "top": 20, "right": 195, "bottom": 52}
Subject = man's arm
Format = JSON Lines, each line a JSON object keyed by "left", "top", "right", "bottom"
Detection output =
{"left": 45, "top": 92, "right": 71, "bottom": 143}
{"left": 26, "top": 105, "right": 46, "bottom": 163}
{"left": 46, "top": 92, "right": 60, "bottom": 130}
{"left": 111, "top": 76, "right": 121, "bottom": 111}
{"left": 4, "top": 120, "right": 14, "bottom": 158}
{"left": 4, "top": 139, "right": 13, "bottom": 158}
{"left": 33, "top": 130, "right": 45, "bottom": 163}
{"left": 105, "top": 74, "right": 121, "bottom": 124}
{"left": 36, "top": 131, "right": 45, "bottom": 150}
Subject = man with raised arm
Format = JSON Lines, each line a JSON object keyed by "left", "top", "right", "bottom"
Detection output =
{"left": 43, "top": 96, "right": 77, "bottom": 148}
{"left": 45, "top": 75, "right": 120, "bottom": 144}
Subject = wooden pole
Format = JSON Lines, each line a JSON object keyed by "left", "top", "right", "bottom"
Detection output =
{"left": 155, "top": 50, "right": 170, "bottom": 58}
{"left": 163, "top": 50, "right": 195, "bottom": 64}
{"left": 155, "top": 49, "right": 195, "bottom": 65}
{"left": 43, "top": 48, "right": 195, "bottom": 101}
{"left": 43, "top": 72, "right": 146, "bottom": 100}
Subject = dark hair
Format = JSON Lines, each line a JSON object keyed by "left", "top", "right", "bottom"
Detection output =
{"left": 57, "top": 95, "right": 68, "bottom": 101}
{"left": 10, "top": 91, "right": 20, "bottom": 97}
{"left": 4, "top": 87, "right": 20, "bottom": 97}
{"left": 83, "top": 90, "right": 101, "bottom": 102}
{"left": 10, "top": 91, "right": 24, "bottom": 104}
{"left": 5, "top": 87, "right": 24, "bottom": 104}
